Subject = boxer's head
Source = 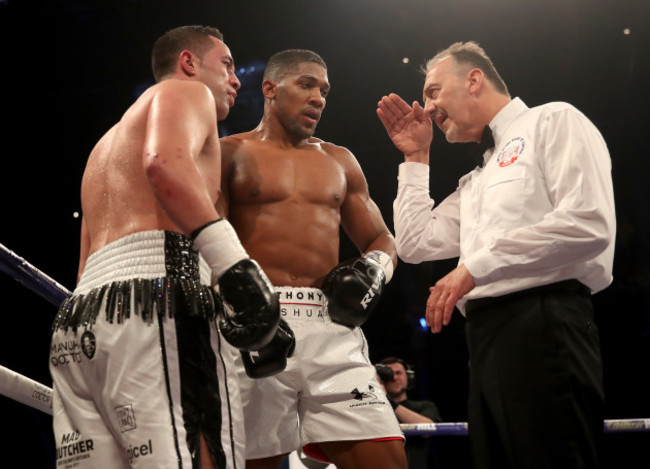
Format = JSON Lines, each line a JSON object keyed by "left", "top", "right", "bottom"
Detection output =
{"left": 261, "top": 49, "right": 329, "bottom": 140}
{"left": 151, "top": 25, "right": 241, "bottom": 120}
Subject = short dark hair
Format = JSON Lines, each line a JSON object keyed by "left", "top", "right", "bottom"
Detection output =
{"left": 424, "top": 41, "right": 509, "bottom": 96}
{"left": 151, "top": 25, "right": 224, "bottom": 82}
{"left": 263, "top": 49, "right": 327, "bottom": 82}
{"left": 379, "top": 356, "right": 409, "bottom": 370}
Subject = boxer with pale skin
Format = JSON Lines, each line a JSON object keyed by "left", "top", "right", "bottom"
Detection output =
{"left": 50, "top": 26, "right": 281, "bottom": 469}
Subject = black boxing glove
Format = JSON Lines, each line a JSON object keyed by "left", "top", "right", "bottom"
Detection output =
{"left": 192, "top": 219, "right": 280, "bottom": 351}
{"left": 322, "top": 250, "right": 394, "bottom": 328}
{"left": 241, "top": 319, "right": 296, "bottom": 379}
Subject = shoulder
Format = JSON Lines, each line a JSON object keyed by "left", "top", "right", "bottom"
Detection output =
{"left": 95, "top": 125, "right": 118, "bottom": 152}
{"left": 97, "top": 124, "right": 118, "bottom": 147}
{"left": 219, "top": 131, "right": 261, "bottom": 174}
{"left": 311, "top": 138, "right": 358, "bottom": 164}
{"left": 154, "top": 78, "right": 211, "bottom": 95}
{"left": 313, "top": 140, "right": 369, "bottom": 191}
{"left": 310, "top": 137, "right": 348, "bottom": 153}
{"left": 530, "top": 101, "right": 601, "bottom": 138}
{"left": 529, "top": 101, "right": 587, "bottom": 121}
{"left": 513, "top": 101, "right": 596, "bottom": 137}
{"left": 85, "top": 124, "right": 117, "bottom": 167}
{"left": 151, "top": 79, "right": 214, "bottom": 108}
{"left": 220, "top": 131, "right": 257, "bottom": 156}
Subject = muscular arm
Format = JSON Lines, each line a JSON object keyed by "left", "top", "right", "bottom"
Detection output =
{"left": 143, "top": 81, "right": 222, "bottom": 236}
{"left": 338, "top": 147, "right": 396, "bottom": 266}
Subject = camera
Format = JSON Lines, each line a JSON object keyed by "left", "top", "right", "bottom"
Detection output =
{"left": 375, "top": 364, "right": 394, "bottom": 382}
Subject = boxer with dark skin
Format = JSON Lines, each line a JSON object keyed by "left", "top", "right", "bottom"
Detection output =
{"left": 218, "top": 50, "right": 406, "bottom": 469}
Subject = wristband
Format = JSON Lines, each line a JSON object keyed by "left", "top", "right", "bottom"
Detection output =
{"left": 190, "top": 218, "right": 223, "bottom": 240}
{"left": 192, "top": 219, "right": 249, "bottom": 280}
{"left": 364, "top": 250, "right": 394, "bottom": 283}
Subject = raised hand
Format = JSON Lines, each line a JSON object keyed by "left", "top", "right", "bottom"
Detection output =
{"left": 377, "top": 93, "right": 433, "bottom": 163}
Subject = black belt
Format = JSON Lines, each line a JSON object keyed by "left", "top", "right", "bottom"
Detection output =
{"left": 465, "top": 279, "right": 590, "bottom": 314}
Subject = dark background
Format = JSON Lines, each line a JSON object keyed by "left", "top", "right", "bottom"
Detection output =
{"left": 1, "top": 0, "right": 649, "bottom": 467}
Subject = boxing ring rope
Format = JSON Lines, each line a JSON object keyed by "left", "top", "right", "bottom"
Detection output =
{"left": 400, "top": 420, "right": 650, "bottom": 436}
{"left": 0, "top": 242, "right": 71, "bottom": 306}
{"left": 1, "top": 240, "right": 649, "bottom": 437}
{"left": 0, "top": 364, "right": 53, "bottom": 416}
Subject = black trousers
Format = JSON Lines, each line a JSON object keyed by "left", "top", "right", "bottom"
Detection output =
{"left": 465, "top": 280, "right": 604, "bottom": 469}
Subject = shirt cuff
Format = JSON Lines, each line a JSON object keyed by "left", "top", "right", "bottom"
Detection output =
{"left": 398, "top": 162, "right": 430, "bottom": 186}
{"left": 463, "top": 247, "right": 505, "bottom": 286}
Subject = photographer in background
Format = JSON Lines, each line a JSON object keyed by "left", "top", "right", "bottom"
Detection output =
{"left": 377, "top": 357, "right": 442, "bottom": 469}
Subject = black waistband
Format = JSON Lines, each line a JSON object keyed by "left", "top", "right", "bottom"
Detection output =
{"left": 52, "top": 231, "right": 218, "bottom": 333}
{"left": 465, "top": 279, "right": 590, "bottom": 314}
{"left": 52, "top": 277, "right": 218, "bottom": 333}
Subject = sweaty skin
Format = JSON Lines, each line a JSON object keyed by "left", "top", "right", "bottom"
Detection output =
{"left": 78, "top": 36, "right": 239, "bottom": 282}
{"left": 219, "top": 133, "right": 392, "bottom": 288}
{"left": 218, "top": 62, "right": 395, "bottom": 289}
{"left": 219, "top": 60, "right": 403, "bottom": 469}
{"left": 80, "top": 82, "right": 221, "bottom": 247}
{"left": 75, "top": 36, "right": 240, "bottom": 469}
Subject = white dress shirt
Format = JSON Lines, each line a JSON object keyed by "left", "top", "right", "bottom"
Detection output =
{"left": 394, "top": 98, "right": 616, "bottom": 313}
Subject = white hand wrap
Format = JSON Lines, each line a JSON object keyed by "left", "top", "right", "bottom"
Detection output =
{"left": 192, "top": 219, "right": 249, "bottom": 283}
{"left": 363, "top": 250, "right": 394, "bottom": 283}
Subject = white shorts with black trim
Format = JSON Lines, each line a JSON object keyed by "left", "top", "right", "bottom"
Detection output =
{"left": 237, "top": 286, "right": 403, "bottom": 461}
{"left": 49, "top": 230, "right": 244, "bottom": 469}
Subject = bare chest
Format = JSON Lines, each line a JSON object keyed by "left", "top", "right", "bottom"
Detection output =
{"left": 230, "top": 149, "right": 346, "bottom": 207}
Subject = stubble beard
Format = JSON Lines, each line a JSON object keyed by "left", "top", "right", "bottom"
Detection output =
{"left": 284, "top": 117, "right": 315, "bottom": 140}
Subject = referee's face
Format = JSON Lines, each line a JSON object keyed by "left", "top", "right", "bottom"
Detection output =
{"left": 423, "top": 57, "right": 481, "bottom": 144}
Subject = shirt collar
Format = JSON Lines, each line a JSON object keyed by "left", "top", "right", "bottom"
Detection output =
{"left": 488, "top": 97, "right": 528, "bottom": 144}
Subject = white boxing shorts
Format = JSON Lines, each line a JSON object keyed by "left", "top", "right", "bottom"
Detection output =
{"left": 49, "top": 230, "right": 244, "bottom": 469}
{"left": 237, "top": 286, "right": 403, "bottom": 462}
